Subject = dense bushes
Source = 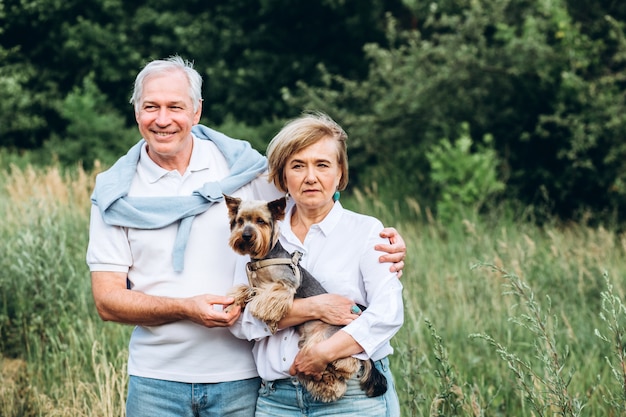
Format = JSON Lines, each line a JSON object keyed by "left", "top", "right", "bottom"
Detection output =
{"left": 2, "top": 0, "right": 626, "bottom": 222}
{"left": 286, "top": 0, "right": 626, "bottom": 222}
{"left": 0, "top": 0, "right": 402, "bottom": 148}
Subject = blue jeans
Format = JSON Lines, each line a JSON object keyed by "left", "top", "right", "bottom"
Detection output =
{"left": 126, "top": 375, "right": 261, "bottom": 417}
{"left": 255, "top": 357, "right": 400, "bottom": 417}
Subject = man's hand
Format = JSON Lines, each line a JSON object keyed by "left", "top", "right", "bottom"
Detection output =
{"left": 186, "top": 295, "right": 242, "bottom": 328}
{"left": 377, "top": 227, "right": 406, "bottom": 278}
{"left": 91, "top": 271, "right": 242, "bottom": 327}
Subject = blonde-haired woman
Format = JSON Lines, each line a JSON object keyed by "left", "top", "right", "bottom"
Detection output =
{"left": 233, "top": 111, "right": 404, "bottom": 416}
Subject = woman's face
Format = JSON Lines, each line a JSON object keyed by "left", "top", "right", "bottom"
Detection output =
{"left": 284, "top": 137, "right": 342, "bottom": 212}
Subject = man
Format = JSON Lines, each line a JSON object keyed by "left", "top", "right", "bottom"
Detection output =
{"left": 86, "top": 55, "right": 406, "bottom": 416}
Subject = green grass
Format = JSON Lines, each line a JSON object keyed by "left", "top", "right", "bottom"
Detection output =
{"left": 1, "top": 165, "right": 626, "bottom": 415}
{"left": 0, "top": 163, "right": 130, "bottom": 416}
{"left": 346, "top": 189, "right": 626, "bottom": 416}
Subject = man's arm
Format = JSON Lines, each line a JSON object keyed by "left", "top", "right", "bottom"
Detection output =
{"left": 377, "top": 227, "right": 406, "bottom": 278}
{"left": 91, "top": 271, "right": 241, "bottom": 328}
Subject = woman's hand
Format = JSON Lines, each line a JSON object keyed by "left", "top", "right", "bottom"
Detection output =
{"left": 289, "top": 343, "right": 330, "bottom": 381}
{"left": 281, "top": 294, "right": 360, "bottom": 328}
{"left": 309, "top": 294, "right": 361, "bottom": 326}
{"left": 289, "top": 331, "right": 364, "bottom": 380}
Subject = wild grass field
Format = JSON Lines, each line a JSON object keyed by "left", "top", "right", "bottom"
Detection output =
{"left": 1, "top": 163, "right": 625, "bottom": 416}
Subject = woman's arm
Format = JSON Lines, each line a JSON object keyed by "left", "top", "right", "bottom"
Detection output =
{"left": 289, "top": 330, "right": 363, "bottom": 378}
{"left": 289, "top": 222, "right": 404, "bottom": 377}
{"left": 277, "top": 293, "right": 360, "bottom": 329}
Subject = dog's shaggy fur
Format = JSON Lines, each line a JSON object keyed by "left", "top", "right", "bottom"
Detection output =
{"left": 224, "top": 194, "right": 387, "bottom": 402}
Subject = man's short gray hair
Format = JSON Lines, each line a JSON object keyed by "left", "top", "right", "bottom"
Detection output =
{"left": 129, "top": 55, "right": 203, "bottom": 113}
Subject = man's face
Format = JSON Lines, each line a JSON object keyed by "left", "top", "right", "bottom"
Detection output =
{"left": 135, "top": 70, "right": 202, "bottom": 170}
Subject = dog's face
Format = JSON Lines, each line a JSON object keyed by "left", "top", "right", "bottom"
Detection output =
{"left": 224, "top": 195, "right": 287, "bottom": 259}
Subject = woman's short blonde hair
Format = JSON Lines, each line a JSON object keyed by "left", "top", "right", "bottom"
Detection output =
{"left": 266, "top": 112, "right": 349, "bottom": 193}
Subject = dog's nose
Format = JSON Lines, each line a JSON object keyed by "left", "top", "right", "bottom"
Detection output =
{"left": 242, "top": 230, "right": 253, "bottom": 241}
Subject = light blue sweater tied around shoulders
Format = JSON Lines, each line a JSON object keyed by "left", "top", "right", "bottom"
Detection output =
{"left": 91, "top": 124, "right": 268, "bottom": 272}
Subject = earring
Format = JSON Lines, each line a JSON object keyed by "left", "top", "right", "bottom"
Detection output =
{"left": 333, "top": 191, "right": 340, "bottom": 201}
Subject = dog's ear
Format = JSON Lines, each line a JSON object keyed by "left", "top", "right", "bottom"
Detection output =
{"left": 268, "top": 197, "right": 287, "bottom": 221}
{"left": 223, "top": 194, "right": 241, "bottom": 220}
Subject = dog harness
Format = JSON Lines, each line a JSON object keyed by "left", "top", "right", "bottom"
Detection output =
{"left": 246, "top": 250, "right": 303, "bottom": 287}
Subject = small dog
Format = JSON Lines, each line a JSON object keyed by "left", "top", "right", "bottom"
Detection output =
{"left": 223, "top": 194, "right": 387, "bottom": 402}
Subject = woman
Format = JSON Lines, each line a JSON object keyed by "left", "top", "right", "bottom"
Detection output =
{"left": 233, "top": 112, "right": 404, "bottom": 416}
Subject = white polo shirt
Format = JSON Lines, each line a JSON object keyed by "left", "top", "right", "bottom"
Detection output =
{"left": 231, "top": 201, "right": 404, "bottom": 381}
{"left": 86, "top": 136, "right": 282, "bottom": 383}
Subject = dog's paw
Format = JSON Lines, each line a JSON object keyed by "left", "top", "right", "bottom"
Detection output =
{"left": 247, "top": 284, "right": 294, "bottom": 332}
{"left": 224, "top": 284, "right": 255, "bottom": 313}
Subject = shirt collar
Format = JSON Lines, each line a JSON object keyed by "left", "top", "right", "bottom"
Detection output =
{"left": 138, "top": 135, "right": 210, "bottom": 183}
{"left": 281, "top": 200, "right": 343, "bottom": 239}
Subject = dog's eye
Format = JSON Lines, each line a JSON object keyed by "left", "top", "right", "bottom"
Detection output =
{"left": 256, "top": 218, "right": 266, "bottom": 225}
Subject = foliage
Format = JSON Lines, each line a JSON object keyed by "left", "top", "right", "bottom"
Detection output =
{"left": 3, "top": 1, "right": 626, "bottom": 222}
{"left": 286, "top": 0, "right": 626, "bottom": 223}
{"left": 213, "top": 114, "right": 285, "bottom": 156}
{"left": 470, "top": 264, "right": 584, "bottom": 416}
{"left": 426, "top": 319, "right": 485, "bottom": 416}
{"left": 425, "top": 123, "right": 505, "bottom": 222}
{"left": 0, "top": 47, "right": 48, "bottom": 149}
{"left": 0, "top": 148, "right": 38, "bottom": 171}
{"left": 0, "top": 0, "right": 403, "bottom": 150}
{"left": 594, "top": 272, "right": 626, "bottom": 412}
{"left": 43, "top": 74, "right": 138, "bottom": 169}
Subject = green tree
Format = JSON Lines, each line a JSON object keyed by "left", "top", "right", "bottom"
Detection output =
{"left": 0, "top": 0, "right": 405, "bottom": 152}
{"left": 426, "top": 124, "right": 505, "bottom": 222}
{"left": 286, "top": 0, "right": 626, "bottom": 222}
{"left": 43, "top": 74, "right": 137, "bottom": 169}
{"left": 0, "top": 48, "right": 48, "bottom": 149}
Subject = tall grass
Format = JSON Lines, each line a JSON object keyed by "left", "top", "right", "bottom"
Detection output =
{"left": 2, "top": 167, "right": 626, "bottom": 415}
{"left": 347, "top": 187, "right": 626, "bottom": 416}
{"left": 0, "top": 163, "right": 129, "bottom": 416}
